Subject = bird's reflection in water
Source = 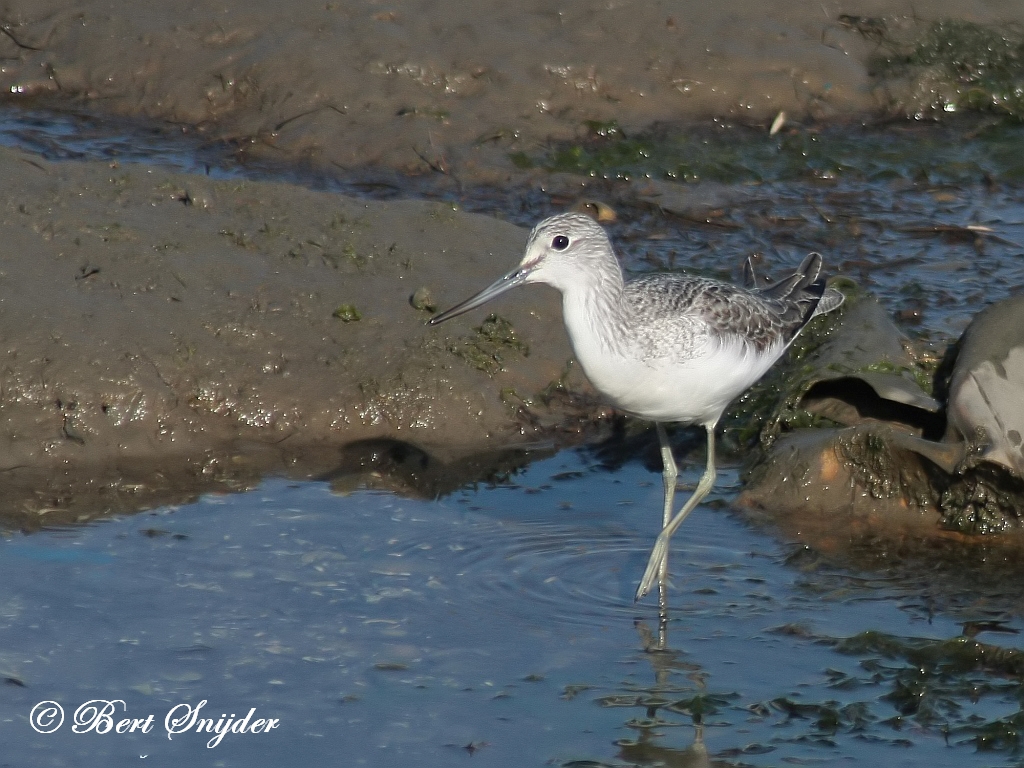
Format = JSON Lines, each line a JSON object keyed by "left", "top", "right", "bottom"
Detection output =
{"left": 605, "top": 607, "right": 713, "bottom": 768}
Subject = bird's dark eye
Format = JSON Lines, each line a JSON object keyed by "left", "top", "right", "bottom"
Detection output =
{"left": 551, "top": 235, "right": 570, "bottom": 250}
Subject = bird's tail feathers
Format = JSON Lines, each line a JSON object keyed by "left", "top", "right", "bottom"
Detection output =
{"left": 756, "top": 251, "right": 844, "bottom": 328}
{"left": 813, "top": 286, "right": 845, "bottom": 317}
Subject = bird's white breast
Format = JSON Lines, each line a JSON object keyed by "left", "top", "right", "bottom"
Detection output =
{"left": 578, "top": 337, "right": 782, "bottom": 424}
{"left": 563, "top": 291, "right": 786, "bottom": 425}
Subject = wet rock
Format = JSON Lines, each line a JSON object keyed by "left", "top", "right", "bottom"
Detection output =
{"left": 748, "top": 285, "right": 941, "bottom": 444}
{"left": 632, "top": 179, "right": 767, "bottom": 225}
{"left": 738, "top": 288, "right": 1024, "bottom": 538}
{"left": 736, "top": 287, "right": 946, "bottom": 524}
{"left": 571, "top": 200, "right": 617, "bottom": 223}
{"left": 172, "top": 181, "right": 218, "bottom": 209}
{"left": 936, "top": 294, "right": 1024, "bottom": 532}
{"left": 318, "top": 438, "right": 546, "bottom": 498}
{"left": 409, "top": 286, "right": 436, "bottom": 313}
{"left": 943, "top": 294, "right": 1024, "bottom": 477}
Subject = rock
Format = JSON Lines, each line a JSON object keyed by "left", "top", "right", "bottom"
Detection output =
{"left": 944, "top": 294, "right": 1024, "bottom": 477}
{"left": 736, "top": 286, "right": 946, "bottom": 525}
{"left": 737, "top": 288, "right": 1024, "bottom": 537}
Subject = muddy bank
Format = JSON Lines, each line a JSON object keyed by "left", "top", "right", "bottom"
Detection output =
{"left": 0, "top": 144, "right": 606, "bottom": 528}
{"left": 2, "top": 1, "right": 1023, "bottom": 178}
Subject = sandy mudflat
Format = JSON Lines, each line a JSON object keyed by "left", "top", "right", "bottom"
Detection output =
{"left": 1, "top": 0, "right": 1022, "bottom": 177}
{"left": 0, "top": 146, "right": 605, "bottom": 525}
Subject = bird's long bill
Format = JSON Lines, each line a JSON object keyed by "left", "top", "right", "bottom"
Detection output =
{"left": 428, "top": 264, "right": 532, "bottom": 325}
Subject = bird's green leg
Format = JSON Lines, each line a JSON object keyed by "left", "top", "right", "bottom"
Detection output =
{"left": 655, "top": 423, "right": 677, "bottom": 612}
{"left": 636, "top": 424, "right": 717, "bottom": 601}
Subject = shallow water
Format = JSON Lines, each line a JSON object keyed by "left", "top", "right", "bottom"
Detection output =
{"left": 4, "top": 447, "right": 1024, "bottom": 766}
{"left": 3, "top": 106, "right": 1024, "bottom": 765}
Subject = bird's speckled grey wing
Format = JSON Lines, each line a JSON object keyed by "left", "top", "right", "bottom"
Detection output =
{"left": 624, "top": 271, "right": 824, "bottom": 353}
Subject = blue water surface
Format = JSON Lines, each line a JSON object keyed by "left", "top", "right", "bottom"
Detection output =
{"left": 1, "top": 447, "right": 1019, "bottom": 767}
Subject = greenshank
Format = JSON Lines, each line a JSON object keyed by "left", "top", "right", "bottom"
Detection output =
{"left": 430, "top": 212, "right": 843, "bottom": 603}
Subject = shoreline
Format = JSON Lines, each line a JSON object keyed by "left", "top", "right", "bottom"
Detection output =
{"left": 2, "top": 1, "right": 1023, "bottom": 180}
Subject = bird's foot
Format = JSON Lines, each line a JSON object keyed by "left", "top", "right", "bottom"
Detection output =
{"left": 634, "top": 534, "right": 671, "bottom": 602}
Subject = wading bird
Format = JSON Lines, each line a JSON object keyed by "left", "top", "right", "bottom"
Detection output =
{"left": 430, "top": 213, "right": 843, "bottom": 603}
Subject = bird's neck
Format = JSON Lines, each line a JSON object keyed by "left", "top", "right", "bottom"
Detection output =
{"left": 560, "top": 264, "right": 629, "bottom": 356}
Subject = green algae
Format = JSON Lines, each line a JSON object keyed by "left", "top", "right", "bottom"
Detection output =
{"left": 526, "top": 21, "right": 1024, "bottom": 185}
{"left": 940, "top": 464, "right": 1024, "bottom": 534}
{"left": 448, "top": 313, "right": 528, "bottom": 375}
{"left": 525, "top": 114, "right": 1024, "bottom": 186}
{"left": 332, "top": 303, "right": 361, "bottom": 322}
{"left": 872, "top": 20, "right": 1024, "bottom": 121}
{"left": 603, "top": 613, "right": 1024, "bottom": 765}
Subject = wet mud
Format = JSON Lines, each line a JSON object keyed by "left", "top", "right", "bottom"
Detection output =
{"left": 0, "top": 145, "right": 609, "bottom": 528}
{"left": 2, "top": 1, "right": 1024, "bottom": 178}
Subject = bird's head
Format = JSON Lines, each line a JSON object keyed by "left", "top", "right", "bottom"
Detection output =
{"left": 429, "top": 212, "right": 616, "bottom": 325}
